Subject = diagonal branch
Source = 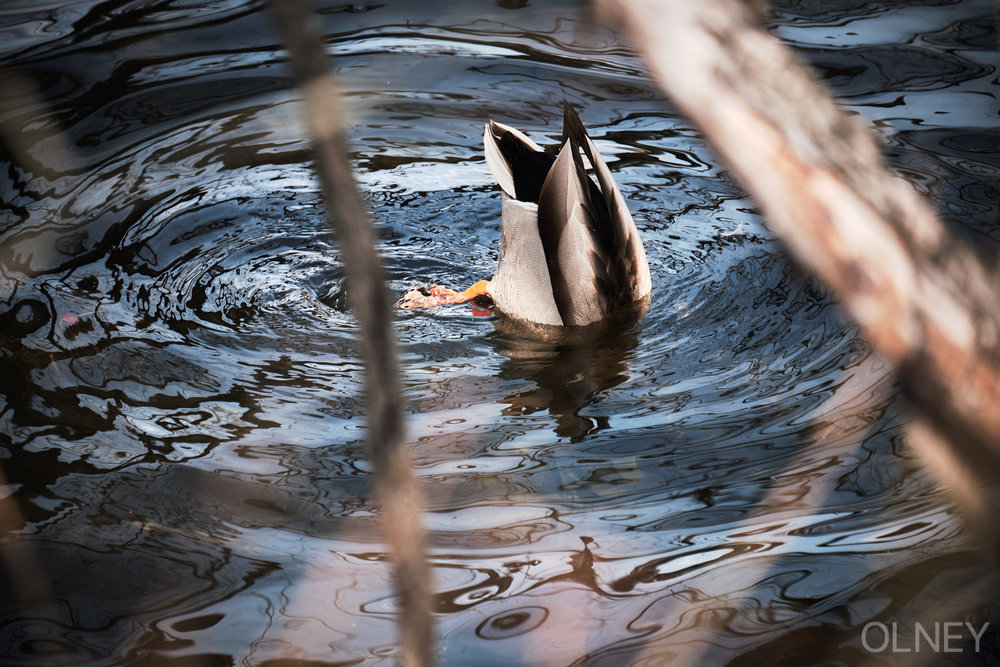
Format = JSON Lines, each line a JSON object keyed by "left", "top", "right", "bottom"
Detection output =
{"left": 601, "top": 0, "right": 1000, "bottom": 535}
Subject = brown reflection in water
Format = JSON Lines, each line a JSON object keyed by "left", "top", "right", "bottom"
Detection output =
{"left": 489, "top": 302, "right": 646, "bottom": 440}
{"left": 0, "top": 462, "right": 52, "bottom": 636}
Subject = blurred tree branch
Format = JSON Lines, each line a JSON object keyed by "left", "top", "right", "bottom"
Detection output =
{"left": 600, "top": 0, "right": 1000, "bottom": 540}
{"left": 266, "top": 2, "right": 433, "bottom": 665}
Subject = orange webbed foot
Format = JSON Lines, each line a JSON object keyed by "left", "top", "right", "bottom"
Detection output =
{"left": 396, "top": 280, "right": 489, "bottom": 311}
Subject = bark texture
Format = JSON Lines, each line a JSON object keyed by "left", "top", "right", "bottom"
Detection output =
{"left": 601, "top": 0, "right": 1000, "bottom": 532}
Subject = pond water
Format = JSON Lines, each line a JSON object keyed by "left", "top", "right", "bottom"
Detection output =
{"left": 1, "top": 0, "right": 998, "bottom": 664}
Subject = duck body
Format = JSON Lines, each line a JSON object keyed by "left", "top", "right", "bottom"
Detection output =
{"left": 484, "top": 103, "right": 651, "bottom": 327}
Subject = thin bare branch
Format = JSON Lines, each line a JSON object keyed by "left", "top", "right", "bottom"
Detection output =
{"left": 266, "top": 2, "right": 433, "bottom": 664}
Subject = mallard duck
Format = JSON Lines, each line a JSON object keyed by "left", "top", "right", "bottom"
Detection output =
{"left": 400, "top": 102, "right": 651, "bottom": 326}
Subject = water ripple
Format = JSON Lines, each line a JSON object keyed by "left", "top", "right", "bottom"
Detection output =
{"left": 1, "top": 0, "right": 997, "bottom": 664}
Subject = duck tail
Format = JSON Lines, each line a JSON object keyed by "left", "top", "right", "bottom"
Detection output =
{"left": 561, "top": 100, "right": 592, "bottom": 174}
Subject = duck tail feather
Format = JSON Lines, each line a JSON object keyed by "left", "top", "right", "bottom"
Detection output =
{"left": 484, "top": 120, "right": 518, "bottom": 198}
{"left": 561, "top": 101, "right": 651, "bottom": 303}
{"left": 485, "top": 119, "right": 555, "bottom": 203}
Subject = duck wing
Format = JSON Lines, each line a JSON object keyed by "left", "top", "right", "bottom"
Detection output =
{"left": 560, "top": 102, "right": 652, "bottom": 306}
{"left": 535, "top": 104, "right": 650, "bottom": 326}
{"left": 536, "top": 140, "right": 610, "bottom": 325}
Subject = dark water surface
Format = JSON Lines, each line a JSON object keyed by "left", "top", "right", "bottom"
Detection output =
{"left": 1, "top": 0, "right": 999, "bottom": 664}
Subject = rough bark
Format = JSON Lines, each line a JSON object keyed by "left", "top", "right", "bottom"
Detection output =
{"left": 600, "top": 0, "right": 1000, "bottom": 529}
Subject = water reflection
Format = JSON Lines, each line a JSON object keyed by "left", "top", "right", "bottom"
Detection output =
{"left": 2, "top": 0, "right": 999, "bottom": 663}
{"left": 490, "top": 306, "right": 645, "bottom": 440}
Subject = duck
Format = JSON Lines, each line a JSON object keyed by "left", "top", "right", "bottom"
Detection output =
{"left": 399, "top": 101, "right": 651, "bottom": 327}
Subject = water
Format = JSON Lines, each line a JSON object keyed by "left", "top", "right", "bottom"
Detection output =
{"left": 1, "top": 0, "right": 998, "bottom": 664}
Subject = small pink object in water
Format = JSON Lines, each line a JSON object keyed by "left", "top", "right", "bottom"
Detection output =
{"left": 60, "top": 309, "right": 106, "bottom": 325}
